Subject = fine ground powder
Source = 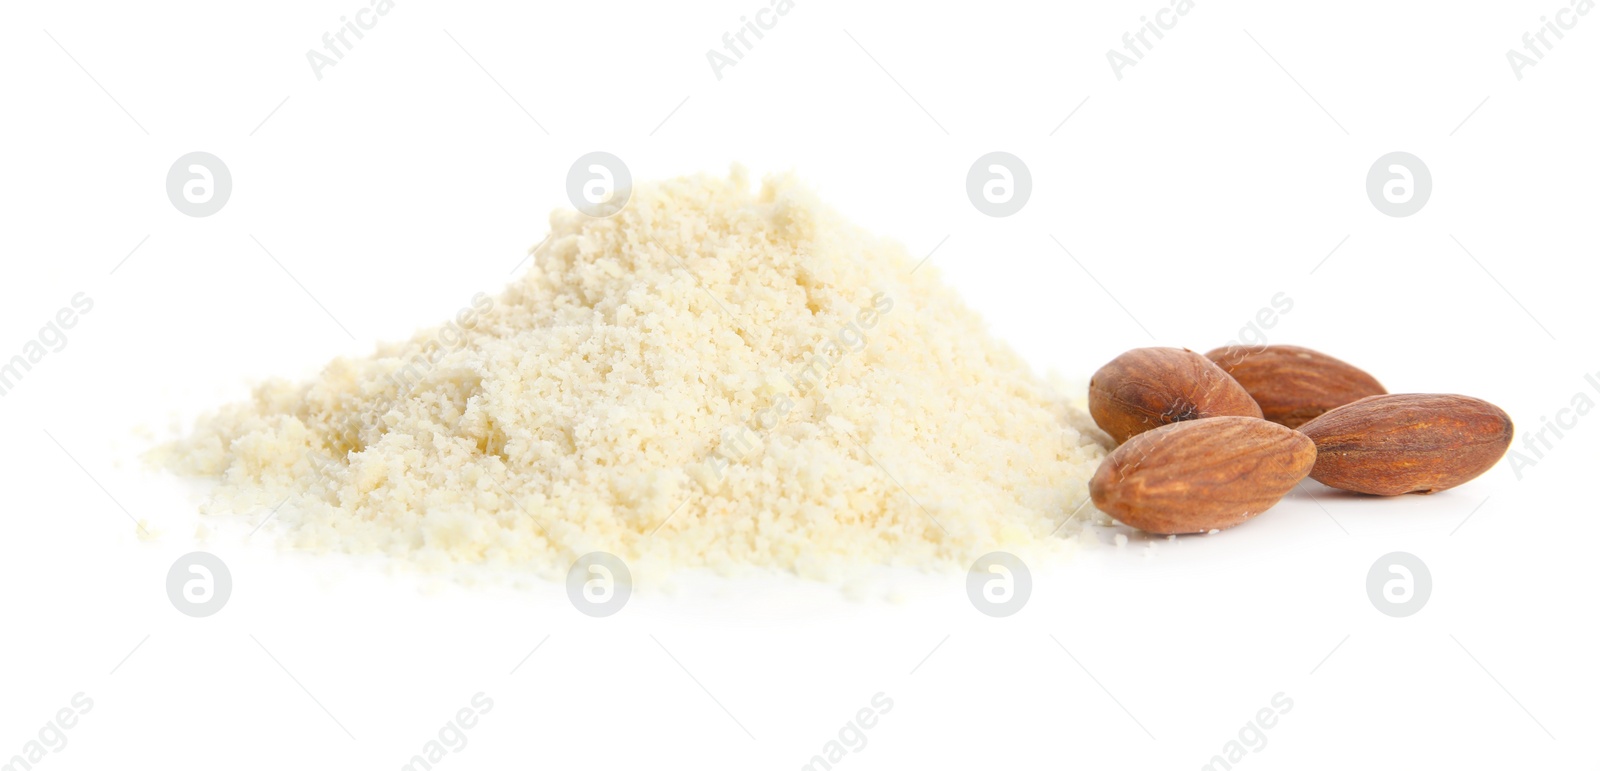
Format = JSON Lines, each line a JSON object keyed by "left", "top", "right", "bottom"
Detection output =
{"left": 165, "top": 169, "right": 1110, "bottom": 580}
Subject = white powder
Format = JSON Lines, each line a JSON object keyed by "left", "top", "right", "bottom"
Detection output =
{"left": 165, "top": 168, "right": 1109, "bottom": 580}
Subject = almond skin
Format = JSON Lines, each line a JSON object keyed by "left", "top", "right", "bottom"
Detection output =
{"left": 1089, "top": 347, "right": 1263, "bottom": 444}
{"left": 1090, "top": 416, "right": 1317, "bottom": 534}
{"left": 1205, "top": 345, "right": 1386, "bottom": 428}
{"left": 1298, "top": 394, "right": 1514, "bottom": 495}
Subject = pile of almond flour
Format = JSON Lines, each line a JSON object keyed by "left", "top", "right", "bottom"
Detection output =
{"left": 165, "top": 169, "right": 1110, "bottom": 580}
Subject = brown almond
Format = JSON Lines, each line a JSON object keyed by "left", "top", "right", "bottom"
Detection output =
{"left": 1297, "top": 394, "right": 1514, "bottom": 495}
{"left": 1089, "top": 347, "right": 1263, "bottom": 444}
{"left": 1089, "top": 416, "right": 1317, "bottom": 534}
{"left": 1205, "top": 345, "right": 1386, "bottom": 428}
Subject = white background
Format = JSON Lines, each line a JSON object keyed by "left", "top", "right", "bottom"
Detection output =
{"left": 1, "top": 0, "right": 1596, "bottom": 768}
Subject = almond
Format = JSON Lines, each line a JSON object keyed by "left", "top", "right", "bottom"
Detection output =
{"left": 1297, "top": 394, "right": 1514, "bottom": 495}
{"left": 1089, "top": 347, "right": 1263, "bottom": 444}
{"left": 1089, "top": 416, "right": 1317, "bottom": 534}
{"left": 1205, "top": 345, "right": 1386, "bottom": 428}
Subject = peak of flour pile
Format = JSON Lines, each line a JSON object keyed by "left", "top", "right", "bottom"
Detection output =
{"left": 168, "top": 168, "right": 1109, "bottom": 580}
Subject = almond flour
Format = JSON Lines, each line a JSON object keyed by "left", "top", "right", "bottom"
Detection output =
{"left": 164, "top": 168, "right": 1109, "bottom": 580}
